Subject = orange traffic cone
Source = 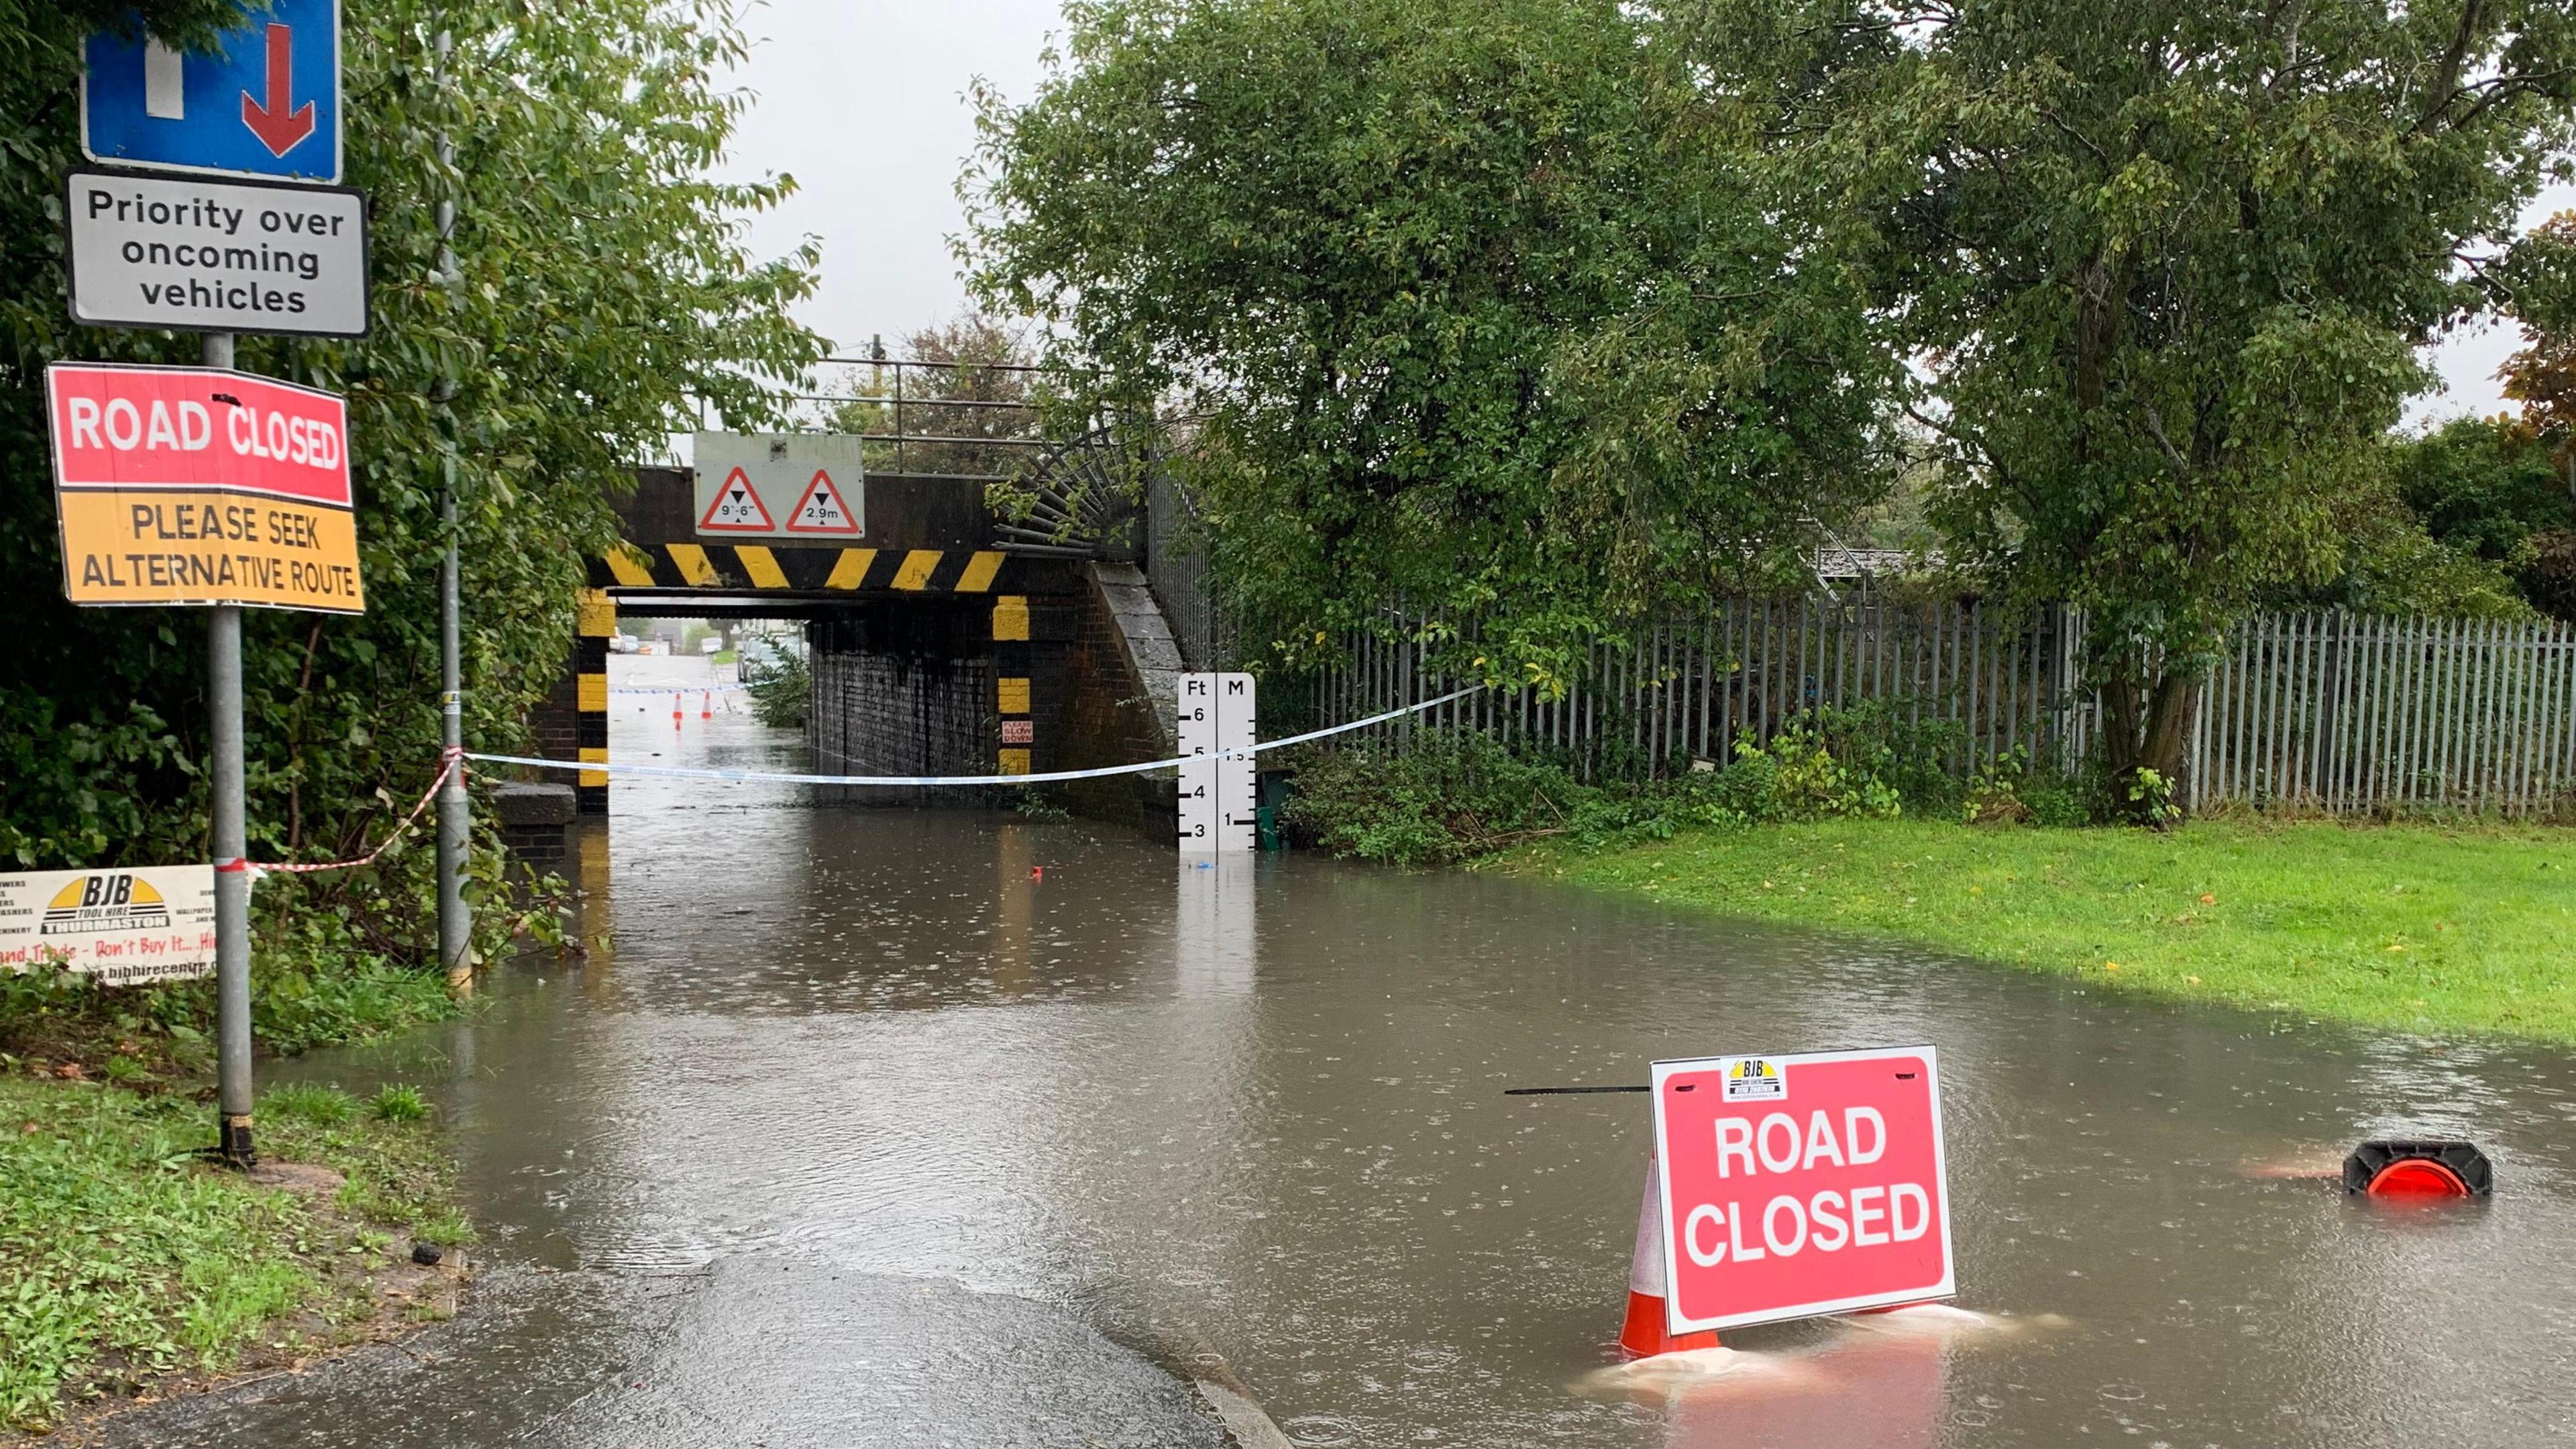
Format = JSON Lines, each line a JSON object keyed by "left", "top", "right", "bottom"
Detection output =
{"left": 1620, "top": 1148, "right": 1719, "bottom": 1358}
{"left": 700, "top": 690, "right": 712, "bottom": 720}
{"left": 672, "top": 693, "right": 683, "bottom": 728}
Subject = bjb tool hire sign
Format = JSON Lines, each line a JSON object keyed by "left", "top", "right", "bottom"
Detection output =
{"left": 46, "top": 362, "right": 363, "bottom": 612}
{"left": 1650, "top": 1045, "right": 1955, "bottom": 1332}
{"left": 0, "top": 866, "right": 216, "bottom": 986}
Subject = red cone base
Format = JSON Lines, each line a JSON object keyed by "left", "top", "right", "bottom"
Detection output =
{"left": 2367, "top": 1159, "right": 2472, "bottom": 1198}
{"left": 1619, "top": 1290, "right": 1719, "bottom": 1358}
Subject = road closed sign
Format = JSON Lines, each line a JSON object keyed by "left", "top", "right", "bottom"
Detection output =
{"left": 1650, "top": 1045, "right": 1953, "bottom": 1332}
{"left": 45, "top": 361, "right": 362, "bottom": 612}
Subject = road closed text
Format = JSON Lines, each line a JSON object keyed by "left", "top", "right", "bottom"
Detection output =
{"left": 1676, "top": 1108, "right": 1937, "bottom": 1266}
{"left": 58, "top": 392, "right": 344, "bottom": 472}
{"left": 1652, "top": 1047, "right": 1955, "bottom": 1332}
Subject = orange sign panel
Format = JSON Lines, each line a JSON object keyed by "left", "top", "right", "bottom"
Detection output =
{"left": 46, "top": 362, "right": 364, "bottom": 612}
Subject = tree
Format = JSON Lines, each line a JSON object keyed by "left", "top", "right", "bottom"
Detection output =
{"left": 2500, "top": 210, "right": 2576, "bottom": 469}
{"left": 966, "top": 0, "right": 1899, "bottom": 690}
{"left": 1, "top": 3, "right": 818, "bottom": 960}
{"left": 1692, "top": 0, "right": 2576, "bottom": 812}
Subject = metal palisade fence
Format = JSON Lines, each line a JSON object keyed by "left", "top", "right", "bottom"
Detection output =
{"left": 1306, "top": 598, "right": 2576, "bottom": 817}
{"left": 2192, "top": 611, "right": 2576, "bottom": 816}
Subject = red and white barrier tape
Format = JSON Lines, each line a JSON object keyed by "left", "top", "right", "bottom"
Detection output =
{"left": 222, "top": 748, "right": 463, "bottom": 879}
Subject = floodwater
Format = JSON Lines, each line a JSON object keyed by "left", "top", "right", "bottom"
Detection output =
{"left": 127, "top": 657, "right": 2576, "bottom": 1445}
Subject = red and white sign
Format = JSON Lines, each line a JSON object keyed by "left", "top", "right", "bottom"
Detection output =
{"left": 47, "top": 362, "right": 350, "bottom": 506}
{"left": 1651, "top": 1044, "right": 1953, "bottom": 1332}
{"left": 784, "top": 468, "right": 859, "bottom": 533}
{"left": 698, "top": 466, "right": 777, "bottom": 531}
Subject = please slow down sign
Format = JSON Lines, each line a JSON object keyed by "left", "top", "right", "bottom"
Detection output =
{"left": 1650, "top": 1045, "right": 1954, "bottom": 1332}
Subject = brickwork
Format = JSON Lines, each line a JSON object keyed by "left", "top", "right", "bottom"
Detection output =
{"left": 1056, "top": 564, "right": 1183, "bottom": 831}
{"left": 808, "top": 601, "right": 998, "bottom": 804}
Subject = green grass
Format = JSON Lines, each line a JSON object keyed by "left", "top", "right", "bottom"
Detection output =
{"left": 1500, "top": 817, "right": 2576, "bottom": 1040}
{"left": 0, "top": 1076, "right": 466, "bottom": 1431}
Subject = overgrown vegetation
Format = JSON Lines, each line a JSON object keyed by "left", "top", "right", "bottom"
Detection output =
{"left": 0, "top": 1076, "right": 467, "bottom": 1432}
{"left": 745, "top": 649, "right": 810, "bottom": 730}
{"left": 969, "top": 0, "right": 1899, "bottom": 686}
{"left": 1, "top": 0, "right": 819, "bottom": 1028}
{"left": 1281, "top": 707, "right": 2089, "bottom": 867}
{"left": 970, "top": 0, "right": 2576, "bottom": 822}
{"left": 1513, "top": 817, "right": 2576, "bottom": 1041}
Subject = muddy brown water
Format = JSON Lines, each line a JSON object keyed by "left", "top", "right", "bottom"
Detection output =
{"left": 232, "top": 671, "right": 2576, "bottom": 1446}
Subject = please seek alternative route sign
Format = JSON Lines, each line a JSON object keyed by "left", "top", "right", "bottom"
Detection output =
{"left": 1650, "top": 1044, "right": 1955, "bottom": 1332}
{"left": 45, "top": 362, "right": 364, "bottom": 613}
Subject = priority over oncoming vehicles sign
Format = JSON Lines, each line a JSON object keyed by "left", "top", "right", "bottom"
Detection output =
{"left": 1650, "top": 1044, "right": 1954, "bottom": 1332}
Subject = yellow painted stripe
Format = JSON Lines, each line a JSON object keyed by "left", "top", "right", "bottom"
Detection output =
{"left": 604, "top": 543, "right": 656, "bottom": 588}
{"left": 892, "top": 549, "right": 943, "bottom": 591}
{"left": 667, "top": 543, "right": 719, "bottom": 587}
{"left": 578, "top": 745, "right": 608, "bottom": 788}
{"left": 998, "top": 748, "right": 1032, "bottom": 776}
{"left": 735, "top": 545, "right": 790, "bottom": 590}
{"left": 956, "top": 550, "right": 1005, "bottom": 593}
{"left": 576, "top": 588, "right": 616, "bottom": 637}
{"left": 824, "top": 548, "right": 877, "bottom": 590}
{"left": 992, "top": 595, "right": 1030, "bottom": 642}
{"left": 577, "top": 673, "right": 608, "bottom": 712}
{"left": 997, "top": 677, "right": 1030, "bottom": 714}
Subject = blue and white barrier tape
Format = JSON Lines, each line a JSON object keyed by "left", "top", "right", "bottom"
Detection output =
{"left": 467, "top": 684, "right": 1482, "bottom": 788}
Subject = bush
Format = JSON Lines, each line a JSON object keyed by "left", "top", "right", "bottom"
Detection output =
{"left": 1280, "top": 706, "right": 2050, "bottom": 866}
{"left": 747, "top": 650, "right": 810, "bottom": 730}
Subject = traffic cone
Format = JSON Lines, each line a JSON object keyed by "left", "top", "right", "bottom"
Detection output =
{"left": 700, "top": 690, "right": 712, "bottom": 720}
{"left": 672, "top": 693, "right": 683, "bottom": 728}
{"left": 1620, "top": 1148, "right": 1719, "bottom": 1358}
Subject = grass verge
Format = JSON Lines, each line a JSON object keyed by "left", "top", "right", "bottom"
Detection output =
{"left": 0, "top": 1075, "right": 472, "bottom": 1433}
{"left": 1495, "top": 816, "right": 2576, "bottom": 1040}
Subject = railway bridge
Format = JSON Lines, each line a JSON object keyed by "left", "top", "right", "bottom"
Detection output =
{"left": 531, "top": 358, "right": 1213, "bottom": 832}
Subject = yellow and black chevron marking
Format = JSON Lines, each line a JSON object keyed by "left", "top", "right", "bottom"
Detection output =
{"left": 595, "top": 543, "right": 1010, "bottom": 595}
{"left": 994, "top": 594, "right": 1032, "bottom": 777}
{"left": 574, "top": 588, "right": 614, "bottom": 812}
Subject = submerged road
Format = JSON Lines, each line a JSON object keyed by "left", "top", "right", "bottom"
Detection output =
{"left": 104, "top": 655, "right": 2576, "bottom": 1445}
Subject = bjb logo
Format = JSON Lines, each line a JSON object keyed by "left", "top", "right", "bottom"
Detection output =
{"left": 1721, "top": 1057, "right": 1787, "bottom": 1102}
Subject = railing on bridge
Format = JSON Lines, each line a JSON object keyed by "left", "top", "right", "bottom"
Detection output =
{"left": 784, "top": 356, "right": 1056, "bottom": 484}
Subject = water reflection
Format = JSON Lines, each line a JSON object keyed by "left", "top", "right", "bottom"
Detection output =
{"left": 231, "top": 672, "right": 2576, "bottom": 1448}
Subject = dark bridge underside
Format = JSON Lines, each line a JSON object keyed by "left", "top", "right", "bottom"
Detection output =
{"left": 553, "top": 463, "right": 1163, "bottom": 830}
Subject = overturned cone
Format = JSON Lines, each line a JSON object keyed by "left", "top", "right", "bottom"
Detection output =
{"left": 2343, "top": 1139, "right": 2491, "bottom": 1199}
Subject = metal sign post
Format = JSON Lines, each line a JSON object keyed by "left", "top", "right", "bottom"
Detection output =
{"left": 432, "top": 27, "right": 470, "bottom": 992}
{"left": 60, "top": 4, "right": 366, "bottom": 1167}
{"left": 202, "top": 332, "right": 257, "bottom": 1165}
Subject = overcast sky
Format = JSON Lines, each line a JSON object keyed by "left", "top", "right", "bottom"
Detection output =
{"left": 714, "top": 1, "right": 2572, "bottom": 427}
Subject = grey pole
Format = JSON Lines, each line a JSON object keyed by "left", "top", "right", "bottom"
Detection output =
{"left": 433, "top": 26, "right": 472, "bottom": 990}
{"left": 205, "top": 329, "right": 255, "bottom": 1167}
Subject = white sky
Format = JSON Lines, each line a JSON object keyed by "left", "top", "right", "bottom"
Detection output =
{"left": 713, "top": 1, "right": 2571, "bottom": 427}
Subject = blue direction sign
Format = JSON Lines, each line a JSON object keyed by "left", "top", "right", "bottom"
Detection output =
{"left": 82, "top": 0, "right": 341, "bottom": 184}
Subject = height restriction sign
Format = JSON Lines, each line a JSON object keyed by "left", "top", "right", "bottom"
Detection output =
{"left": 45, "top": 362, "right": 364, "bottom": 613}
{"left": 1650, "top": 1045, "right": 1954, "bottom": 1332}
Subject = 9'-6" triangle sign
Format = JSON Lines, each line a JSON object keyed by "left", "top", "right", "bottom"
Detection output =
{"left": 786, "top": 469, "right": 859, "bottom": 534}
{"left": 699, "top": 468, "right": 776, "bottom": 531}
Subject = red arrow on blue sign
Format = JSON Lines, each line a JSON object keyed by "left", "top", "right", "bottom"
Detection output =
{"left": 238, "top": 24, "right": 316, "bottom": 158}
